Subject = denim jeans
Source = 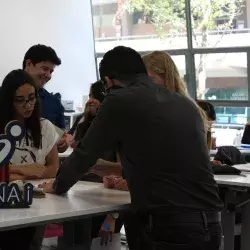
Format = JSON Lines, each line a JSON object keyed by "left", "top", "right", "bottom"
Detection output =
{"left": 124, "top": 209, "right": 222, "bottom": 250}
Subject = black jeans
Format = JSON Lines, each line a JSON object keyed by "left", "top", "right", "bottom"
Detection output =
{"left": 123, "top": 209, "right": 222, "bottom": 250}
{"left": 0, "top": 227, "right": 36, "bottom": 250}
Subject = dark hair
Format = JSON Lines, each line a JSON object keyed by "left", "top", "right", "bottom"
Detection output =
{"left": 72, "top": 80, "right": 105, "bottom": 141}
{"left": 90, "top": 80, "right": 105, "bottom": 103}
{"left": 197, "top": 101, "right": 216, "bottom": 121}
{"left": 22, "top": 44, "right": 61, "bottom": 69}
{"left": 0, "top": 70, "right": 41, "bottom": 148}
{"left": 99, "top": 46, "right": 147, "bottom": 81}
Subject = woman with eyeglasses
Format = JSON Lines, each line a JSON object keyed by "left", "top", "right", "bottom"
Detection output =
{"left": 0, "top": 69, "right": 59, "bottom": 182}
{"left": 0, "top": 69, "right": 59, "bottom": 250}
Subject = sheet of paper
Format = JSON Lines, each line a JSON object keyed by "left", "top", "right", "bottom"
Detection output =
{"left": 233, "top": 163, "right": 250, "bottom": 172}
{"left": 91, "top": 233, "right": 121, "bottom": 250}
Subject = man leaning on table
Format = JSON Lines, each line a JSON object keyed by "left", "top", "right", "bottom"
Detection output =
{"left": 40, "top": 46, "right": 224, "bottom": 250}
{"left": 23, "top": 44, "right": 69, "bottom": 153}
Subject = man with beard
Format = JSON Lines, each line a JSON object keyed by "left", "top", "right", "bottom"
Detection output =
{"left": 40, "top": 46, "right": 223, "bottom": 250}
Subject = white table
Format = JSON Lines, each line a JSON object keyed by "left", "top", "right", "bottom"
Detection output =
{"left": 0, "top": 181, "right": 130, "bottom": 230}
{"left": 215, "top": 173, "right": 250, "bottom": 250}
{"left": 215, "top": 172, "right": 250, "bottom": 187}
{"left": 210, "top": 148, "right": 250, "bottom": 157}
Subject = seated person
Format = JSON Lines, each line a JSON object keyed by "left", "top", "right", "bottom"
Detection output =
{"left": 68, "top": 80, "right": 105, "bottom": 141}
{"left": 0, "top": 69, "right": 59, "bottom": 250}
{"left": 197, "top": 100, "right": 216, "bottom": 149}
{"left": 60, "top": 81, "right": 123, "bottom": 248}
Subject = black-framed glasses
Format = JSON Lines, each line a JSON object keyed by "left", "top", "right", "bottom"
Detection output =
{"left": 14, "top": 97, "right": 37, "bottom": 108}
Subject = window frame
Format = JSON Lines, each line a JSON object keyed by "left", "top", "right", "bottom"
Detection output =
{"left": 91, "top": 0, "right": 250, "bottom": 109}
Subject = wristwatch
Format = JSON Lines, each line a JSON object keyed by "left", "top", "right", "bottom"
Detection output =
{"left": 111, "top": 213, "right": 119, "bottom": 219}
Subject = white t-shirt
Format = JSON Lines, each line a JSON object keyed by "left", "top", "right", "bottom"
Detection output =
{"left": 10, "top": 119, "right": 59, "bottom": 166}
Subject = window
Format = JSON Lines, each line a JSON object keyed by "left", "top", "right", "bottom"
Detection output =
{"left": 191, "top": 0, "right": 248, "bottom": 48}
{"left": 171, "top": 55, "right": 186, "bottom": 78}
{"left": 91, "top": 0, "right": 250, "bottom": 146}
{"left": 213, "top": 106, "right": 250, "bottom": 146}
{"left": 92, "top": 0, "right": 187, "bottom": 54}
{"left": 195, "top": 53, "right": 247, "bottom": 100}
{"left": 215, "top": 106, "right": 249, "bottom": 125}
{"left": 95, "top": 55, "right": 186, "bottom": 80}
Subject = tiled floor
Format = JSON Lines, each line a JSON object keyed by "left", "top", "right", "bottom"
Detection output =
{"left": 41, "top": 237, "right": 128, "bottom": 250}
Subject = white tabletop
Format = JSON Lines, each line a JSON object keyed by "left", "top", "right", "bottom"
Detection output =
{"left": 0, "top": 181, "right": 130, "bottom": 230}
{"left": 215, "top": 173, "right": 250, "bottom": 187}
{"left": 210, "top": 148, "right": 250, "bottom": 156}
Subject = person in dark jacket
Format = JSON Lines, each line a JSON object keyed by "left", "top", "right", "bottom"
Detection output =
{"left": 40, "top": 46, "right": 223, "bottom": 250}
{"left": 60, "top": 80, "right": 123, "bottom": 249}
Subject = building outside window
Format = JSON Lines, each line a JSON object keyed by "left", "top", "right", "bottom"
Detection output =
{"left": 91, "top": 0, "right": 250, "bottom": 146}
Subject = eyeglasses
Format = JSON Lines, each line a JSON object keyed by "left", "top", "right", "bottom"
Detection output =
{"left": 14, "top": 97, "right": 36, "bottom": 108}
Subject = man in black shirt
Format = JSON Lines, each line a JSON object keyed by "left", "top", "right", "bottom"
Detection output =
{"left": 41, "top": 46, "right": 223, "bottom": 249}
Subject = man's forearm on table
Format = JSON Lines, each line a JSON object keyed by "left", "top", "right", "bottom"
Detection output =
{"left": 52, "top": 147, "right": 98, "bottom": 194}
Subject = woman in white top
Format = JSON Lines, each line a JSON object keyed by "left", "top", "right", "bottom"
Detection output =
{"left": 0, "top": 69, "right": 59, "bottom": 250}
{"left": 0, "top": 69, "right": 59, "bottom": 181}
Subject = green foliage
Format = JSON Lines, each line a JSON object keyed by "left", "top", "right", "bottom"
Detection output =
{"left": 124, "top": 0, "right": 245, "bottom": 46}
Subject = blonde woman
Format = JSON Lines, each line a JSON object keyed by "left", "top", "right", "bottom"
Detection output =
{"left": 143, "top": 51, "right": 187, "bottom": 95}
{"left": 143, "top": 51, "right": 209, "bottom": 132}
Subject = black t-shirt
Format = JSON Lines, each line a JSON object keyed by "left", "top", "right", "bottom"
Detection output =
{"left": 54, "top": 74, "right": 223, "bottom": 212}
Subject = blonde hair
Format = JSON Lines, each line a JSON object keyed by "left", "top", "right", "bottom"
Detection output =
{"left": 143, "top": 51, "right": 209, "bottom": 132}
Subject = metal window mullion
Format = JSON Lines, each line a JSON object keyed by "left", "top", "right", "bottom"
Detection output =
{"left": 193, "top": 47, "right": 250, "bottom": 54}
{"left": 209, "top": 100, "right": 250, "bottom": 107}
{"left": 185, "top": 0, "right": 196, "bottom": 99}
{"left": 96, "top": 47, "right": 250, "bottom": 59}
{"left": 90, "top": 0, "right": 99, "bottom": 79}
{"left": 247, "top": 51, "right": 250, "bottom": 103}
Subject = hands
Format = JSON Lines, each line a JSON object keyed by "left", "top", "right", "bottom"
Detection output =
{"left": 21, "top": 164, "right": 47, "bottom": 178}
{"left": 99, "top": 214, "right": 116, "bottom": 245}
{"left": 210, "top": 160, "right": 222, "bottom": 166}
{"left": 103, "top": 175, "right": 129, "bottom": 191}
{"left": 84, "top": 100, "right": 98, "bottom": 117}
{"left": 57, "top": 133, "right": 69, "bottom": 153}
{"left": 37, "top": 180, "right": 55, "bottom": 193}
{"left": 96, "top": 158, "right": 107, "bottom": 165}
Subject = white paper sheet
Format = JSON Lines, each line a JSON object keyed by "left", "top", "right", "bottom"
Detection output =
{"left": 91, "top": 233, "right": 121, "bottom": 250}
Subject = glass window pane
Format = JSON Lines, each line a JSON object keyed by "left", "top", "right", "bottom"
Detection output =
{"left": 92, "top": 0, "right": 187, "bottom": 54}
{"left": 171, "top": 55, "right": 186, "bottom": 78}
{"left": 191, "top": 0, "right": 248, "bottom": 48}
{"left": 195, "top": 53, "right": 247, "bottom": 100}
{"left": 96, "top": 57, "right": 102, "bottom": 78}
{"left": 213, "top": 106, "right": 249, "bottom": 146}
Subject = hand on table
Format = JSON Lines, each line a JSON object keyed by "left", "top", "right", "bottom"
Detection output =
{"left": 211, "top": 160, "right": 222, "bottom": 166}
{"left": 103, "top": 175, "right": 129, "bottom": 191}
{"left": 38, "top": 180, "right": 55, "bottom": 193}
{"left": 99, "top": 214, "right": 116, "bottom": 245}
{"left": 57, "top": 135, "right": 68, "bottom": 153}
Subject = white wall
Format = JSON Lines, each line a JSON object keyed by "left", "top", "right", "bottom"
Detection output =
{"left": 0, "top": 0, "right": 97, "bottom": 108}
